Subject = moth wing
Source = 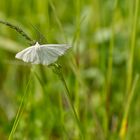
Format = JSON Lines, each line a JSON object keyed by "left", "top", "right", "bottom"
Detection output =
{"left": 15, "top": 46, "right": 40, "bottom": 64}
{"left": 39, "top": 44, "right": 71, "bottom": 65}
{"left": 41, "top": 44, "right": 71, "bottom": 55}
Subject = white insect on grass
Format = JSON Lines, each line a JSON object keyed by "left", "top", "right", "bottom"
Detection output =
{"left": 15, "top": 42, "right": 71, "bottom": 65}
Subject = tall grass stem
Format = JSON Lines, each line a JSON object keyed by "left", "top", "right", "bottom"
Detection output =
{"left": 53, "top": 64, "right": 84, "bottom": 139}
{"left": 0, "top": 20, "right": 34, "bottom": 45}
{"left": 8, "top": 71, "right": 33, "bottom": 140}
{"left": 126, "top": 0, "right": 139, "bottom": 94}
{"left": 105, "top": 0, "right": 118, "bottom": 136}
{"left": 120, "top": 74, "right": 139, "bottom": 140}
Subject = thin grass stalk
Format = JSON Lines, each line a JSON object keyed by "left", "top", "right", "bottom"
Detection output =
{"left": 95, "top": 0, "right": 106, "bottom": 71}
{"left": 60, "top": 73, "right": 84, "bottom": 139}
{"left": 74, "top": 0, "right": 81, "bottom": 121}
{"left": 68, "top": 0, "right": 82, "bottom": 136}
{"left": 49, "top": 0, "right": 68, "bottom": 43}
{"left": 0, "top": 20, "right": 35, "bottom": 140}
{"left": 94, "top": 0, "right": 108, "bottom": 136}
{"left": 8, "top": 71, "right": 33, "bottom": 140}
{"left": 58, "top": 92, "right": 65, "bottom": 137}
{"left": 126, "top": 0, "right": 139, "bottom": 94}
{"left": 120, "top": 74, "right": 139, "bottom": 140}
{"left": 105, "top": 0, "right": 118, "bottom": 137}
{"left": 53, "top": 64, "right": 84, "bottom": 139}
{"left": 58, "top": 91, "right": 71, "bottom": 139}
{"left": 0, "top": 20, "right": 34, "bottom": 45}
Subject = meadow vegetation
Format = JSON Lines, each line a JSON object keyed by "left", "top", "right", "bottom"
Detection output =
{"left": 0, "top": 0, "right": 140, "bottom": 140}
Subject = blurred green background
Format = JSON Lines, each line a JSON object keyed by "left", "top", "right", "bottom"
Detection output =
{"left": 0, "top": 0, "right": 140, "bottom": 140}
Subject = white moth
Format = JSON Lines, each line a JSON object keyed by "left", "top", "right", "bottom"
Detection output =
{"left": 15, "top": 42, "right": 71, "bottom": 65}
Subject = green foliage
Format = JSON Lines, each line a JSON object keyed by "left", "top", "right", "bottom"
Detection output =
{"left": 0, "top": 0, "right": 140, "bottom": 140}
